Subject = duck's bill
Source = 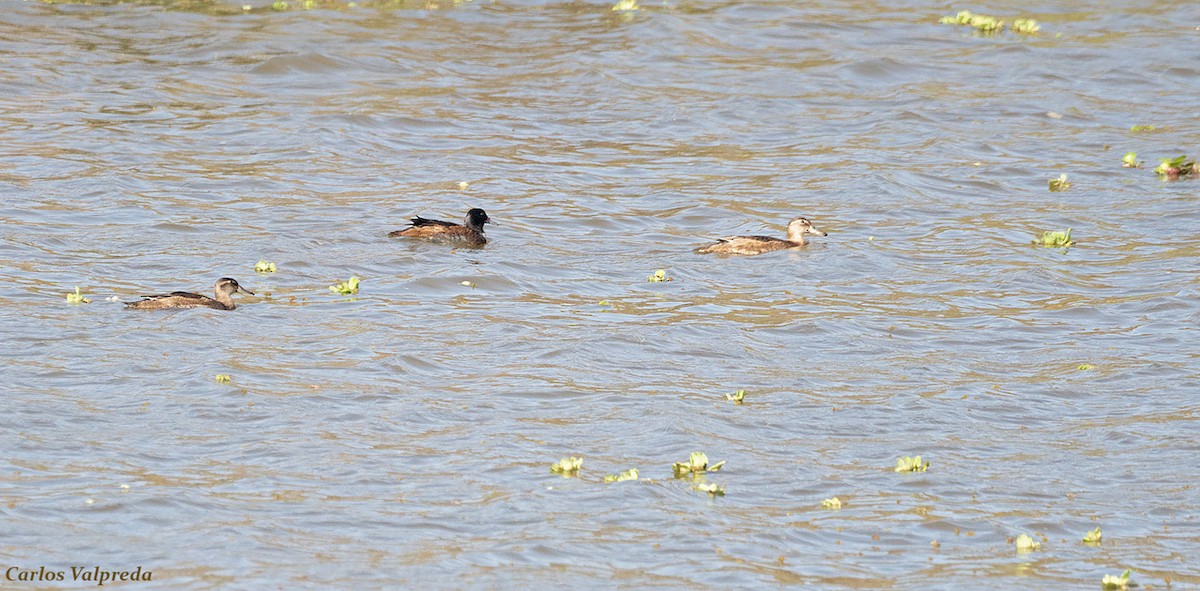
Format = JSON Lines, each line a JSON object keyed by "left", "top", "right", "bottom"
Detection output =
{"left": 807, "top": 226, "right": 828, "bottom": 236}
{"left": 239, "top": 286, "right": 256, "bottom": 295}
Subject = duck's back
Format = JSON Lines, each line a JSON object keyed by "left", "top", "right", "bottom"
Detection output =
{"left": 695, "top": 235, "right": 793, "bottom": 256}
{"left": 389, "top": 218, "right": 486, "bottom": 246}
{"left": 126, "top": 292, "right": 228, "bottom": 310}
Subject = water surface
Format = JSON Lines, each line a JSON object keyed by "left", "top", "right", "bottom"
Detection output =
{"left": 1, "top": 0, "right": 1198, "bottom": 588}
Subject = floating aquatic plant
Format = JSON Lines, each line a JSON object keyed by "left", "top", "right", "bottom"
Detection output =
{"left": 329, "top": 276, "right": 360, "bottom": 295}
{"left": 647, "top": 269, "right": 670, "bottom": 282}
{"left": 1102, "top": 569, "right": 1132, "bottom": 590}
{"left": 1048, "top": 174, "right": 1071, "bottom": 192}
{"left": 66, "top": 287, "right": 90, "bottom": 304}
{"left": 550, "top": 456, "right": 583, "bottom": 476}
{"left": 894, "top": 455, "right": 929, "bottom": 473}
{"left": 725, "top": 389, "right": 747, "bottom": 404}
{"left": 938, "top": 10, "right": 1009, "bottom": 33}
{"left": 1129, "top": 125, "right": 1156, "bottom": 133}
{"left": 672, "top": 452, "right": 725, "bottom": 477}
{"left": 1015, "top": 533, "right": 1041, "bottom": 552}
{"left": 969, "top": 14, "right": 1003, "bottom": 32}
{"left": 457, "top": 181, "right": 469, "bottom": 191}
{"left": 254, "top": 260, "right": 277, "bottom": 274}
{"left": 693, "top": 482, "right": 725, "bottom": 496}
{"left": 215, "top": 374, "right": 232, "bottom": 384}
{"left": 1121, "top": 152, "right": 1141, "bottom": 168}
{"left": 1078, "top": 364, "right": 1095, "bottom": 371}
{"left": 1036, "top": 229, "right": 1074, "bottom": 248}
{"left": 1083, "top": 527, "right": 1103, "bottom": 545}
{"left": 611, "top": 0, "right": 639, "bottom": 10}
{"left": 460, "top": 280, "right": 476, "bottom": 288}
{"left": 938, "top": 10, "right": 973, "bottom": 25}
{"left": 821, "top": 497, "right": 842, "bottom": 509}
{"left": 271, "top": 0, "right": 288, "bottom": 9}
{"left": 1012, "top": 18, "right": 1040, "bottom": 34}
{"left": 603, "top": 468, "right": 639, "bottom": 483}
{"left": 1154, "top": 155, "right": 1197, "bottom": 180}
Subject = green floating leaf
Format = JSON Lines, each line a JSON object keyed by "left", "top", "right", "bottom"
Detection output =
{"left": 647, "top": 269, "right": 670, "bottom": 282}
{"left": 1083, "top": 527, "right": 1102, "bottom": 545}
{"left": 254, "top": 260, "right": 277, "bottom": 273}
{"left": 1012, "top": 18, "right": 1039, "bottom": 34}
{"left": 1101, "top": 569, "right": 1132, "bottom": 590}
{"left": 1129, "top": 124, "right": 1155, "bottom": 132}
{"left": 603, "top": 468, "right": 639, "bottom": 483}
{"left": 1015, "top": 533, "right": 1041, "bottom": 552}
{"left": 693, "top": 482, "right": 725, "bottom": 496}
{"left": 1049, "top": 173, "right": 1071, "bottom": 192}
{"left": 1121, "top": 152, "right": 1141, "bottom": 168}
{"left": 611, "top": 0, "right": 639, "bottom": 10}
{"left": 215, "top": 374, "right": 232, "bottom": 384}
{"left": 1036, "top": 229, "right": 1074, "bottom": 248}
{"left": 725, "top": 389, "right": 747, "bottom": 404}
{"left": 271, "top": 0, "right": 288, "bottom": 9}
{"left": 66, "top": 286, "right": 90, "bottom": 304}
{"left": 550, "top": 456, "right": 583, "bottom": 476}
{"left": 894, "top": 455, "right": 929, "bottom": 473}
{"left": 1077, "top": 364, "right": 1095, "bottom": 371}
{"left": 672, "top": 451, "right": 725, "bottom": 477}
{"left": 329, "top": 276, "right": 360, "bottom": 295}
{"left": 821, "top": 497, "right": 842, "bottom": 509}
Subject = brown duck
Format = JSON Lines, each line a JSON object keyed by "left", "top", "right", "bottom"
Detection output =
{"left": 125, "top": 278, "right": 254, "bottom": 310}
{"left": 695, "top": 216, "right": 827, "bottom": 256}
{"left": 388, "top": 208, "right": 491, "bottom": 247}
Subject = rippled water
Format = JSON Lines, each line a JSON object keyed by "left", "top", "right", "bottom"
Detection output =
{"left": 2, "top": 0, "right": 1198, "bottom": 588}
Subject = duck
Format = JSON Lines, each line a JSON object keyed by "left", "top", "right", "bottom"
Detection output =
{"left": 125, "top": 277, "right": 254, "bottom": 310}
{"left": 388, "top": 208, "right": 491, "bottom": 247}
{"left": 694, "top": 216, "right": 827, "bottom": 256}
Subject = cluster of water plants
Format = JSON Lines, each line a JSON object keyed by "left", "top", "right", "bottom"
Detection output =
{"left": 1048, "top": 173, "right": 1071, "bottom": 192}
{"left": 646, "top": 269, "right": 671, "bottom": 282}
{"left": 66, "top": 286, "right": 89, "bottom": 304}
{"left": 329, "top": 276, "right": 361, "bottom": 295}
{"left": 548, "top": 452, "right": 726, "bottom": 496}
{"left": 1119, "top": 151, "right": 1196, "bottom": 179}
{"left": 938, "top": 10, "right": 1039, "bottom": 35}
{"left": 1153, "top": 155, "right": 1198, "bottom": 180}
{"left": 1036, "top": 229, "right": 1073, "bottom": 248}
{"left": 893, "top": 455, "right": 929, "bottom": 472}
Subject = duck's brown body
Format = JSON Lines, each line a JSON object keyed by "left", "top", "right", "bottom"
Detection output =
{"left": 389, "top": 208, "right": 491, "bottom": 247}
{"left": 695, "top": 216, "right": 827, "bottom": 256}
{"left": 126, "top": 278, "right": 253, "bottom": 310}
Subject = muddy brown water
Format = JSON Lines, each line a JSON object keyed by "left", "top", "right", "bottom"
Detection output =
{"left": 1, "top": 0, "right": 1198, "bottom": 589}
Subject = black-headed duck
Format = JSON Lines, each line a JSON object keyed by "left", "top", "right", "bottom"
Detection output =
{"left": 695, "top": 216, "right": 827, "bottom": 256}
{"left": 388, "top": 208, "right": 491, "bottom": 247}
{"left": 126, "top": 277, "right": 254, "bottom": 310}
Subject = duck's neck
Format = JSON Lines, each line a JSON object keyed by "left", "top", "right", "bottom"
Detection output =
{"left": 213, "top": 292, "right": 236, "bottom": 310}
{"left": 785, "top": 230, "right": 808, "bottom": 244}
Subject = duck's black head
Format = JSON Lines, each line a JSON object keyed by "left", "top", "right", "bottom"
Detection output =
{"left": 465, "top": 208, "right": 491, "bottom": 230}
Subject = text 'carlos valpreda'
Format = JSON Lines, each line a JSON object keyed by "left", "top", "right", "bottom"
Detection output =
{"left": 5, "top": 566, "right": 153, "bottom": 586}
